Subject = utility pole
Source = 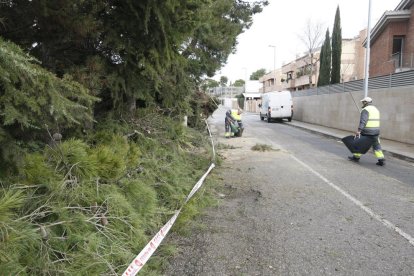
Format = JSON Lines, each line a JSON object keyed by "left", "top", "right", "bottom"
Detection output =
{"left": 363, "top": 0, "right": 372, "bottom": 98}
{"left": 242, "top": 67, "right": 247, "bottom": 93}
{"left": 269, "top": 45, "right": 276, "bottom": 91}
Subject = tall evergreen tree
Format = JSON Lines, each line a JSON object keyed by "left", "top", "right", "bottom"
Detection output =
{"left": 0, "top": 37, "right": 97, "bottom": 174}
{"left": 0, "top": 0, "right": 267, "bottom": 114}
{"left": 317, "top": 43, "right": 325, "bottom": 86}
{"left": 331, "top": 6, "right": 342, "bottom": 84}
{"left": 318, "top": 29, "right": 331, "bottom": 86}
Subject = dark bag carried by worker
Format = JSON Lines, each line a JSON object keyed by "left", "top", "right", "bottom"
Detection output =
{"left": 230, "top": 121, "right": 239, "bottom": 133}
{"left": 342, "top": 135, "right": 375, "bottom": 154}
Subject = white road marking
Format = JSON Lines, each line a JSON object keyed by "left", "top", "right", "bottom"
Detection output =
{"left": 291, "top": 155, "right": 414, "bottom": 247}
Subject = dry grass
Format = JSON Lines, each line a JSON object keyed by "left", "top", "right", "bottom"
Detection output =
{"left": 251, "top": 144, "right": 276, "bottom": 152}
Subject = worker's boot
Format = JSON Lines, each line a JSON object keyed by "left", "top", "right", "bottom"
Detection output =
{"left": 348, "top": 156, "right": 360, "bottom": 162}
{"left": 376, "top": 159, "right": 385, "bottom": 166}
{"left": 225, "top": 132, "right": 230, "bottom": 139}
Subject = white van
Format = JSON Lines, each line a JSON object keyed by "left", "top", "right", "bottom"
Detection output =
{"left": 259, "top": 91, "right": 293, "bottom": 122}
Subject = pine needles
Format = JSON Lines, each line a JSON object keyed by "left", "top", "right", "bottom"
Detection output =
{"left": 0, "top": 111, "right": 215, "bottom": 275}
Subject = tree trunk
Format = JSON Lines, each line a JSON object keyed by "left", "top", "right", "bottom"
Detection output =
{"left": 309, "top": 53, "right": 314, "bottom": 87}
{"left": 127, "top": 95, "right": 136, "bottom": 113}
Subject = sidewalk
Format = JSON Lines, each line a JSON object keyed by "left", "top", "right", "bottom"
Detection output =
{"left": 285, "top": 120, "right": 414, "bottom": 163}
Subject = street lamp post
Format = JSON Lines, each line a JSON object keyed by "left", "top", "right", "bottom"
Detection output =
{"left": 269, "top": 45, "right": 276, "bottom": 92}
{"left": 242, "top": 67, "right": 247, "bottom": 93}
{"left": 363, "top": 0, "right": 372, "bottom": 98}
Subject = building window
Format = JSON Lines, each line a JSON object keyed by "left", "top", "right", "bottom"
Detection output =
{"left": 392, "top": 36, "right": 404, "bottom": 67}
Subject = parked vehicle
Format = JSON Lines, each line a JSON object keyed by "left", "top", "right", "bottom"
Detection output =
{"left": 259, "top": 91, "right": 293, "bottom": 122}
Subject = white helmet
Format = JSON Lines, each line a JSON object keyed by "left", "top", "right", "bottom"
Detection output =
{"left": 360, "top": 96, "right": 372, "bottom": 103}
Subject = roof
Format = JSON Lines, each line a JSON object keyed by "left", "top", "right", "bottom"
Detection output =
{"left": 364, "top": 10, "right": 411, "bottom": 46}
{"left": 396, "top": 0, "right": 414, "bottom": 10}
{"left": 244, "top": 80, "right": 262, "bottom": 93}
{"left": 242, "top": 93, "right": 262, "bottom": 99}
{"left": 364, "top": 0, "right": 413, "bottom": 46}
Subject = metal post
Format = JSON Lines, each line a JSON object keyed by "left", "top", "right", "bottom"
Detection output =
{"left": 269, "top": 45, "right": 276, "bottom": 91}
{"left": 389, "top": 73, "right": 392, "bottom": 88}
{"left": 363, "top": 0, "right": 372, "bottom": 98}
{"left": 243, "top": 67, "right": 247, "bottom": 93}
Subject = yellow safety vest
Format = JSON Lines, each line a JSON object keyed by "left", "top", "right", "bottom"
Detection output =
{"left": 363, "top": 105, "right": 380, "bottom": 128}
{"left": 231, "top": 109, "right": 241, "bottom": 121}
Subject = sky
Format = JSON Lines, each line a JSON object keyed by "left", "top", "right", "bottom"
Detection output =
{"left": 214, "top": 0, "right": 402, "bottom": 83}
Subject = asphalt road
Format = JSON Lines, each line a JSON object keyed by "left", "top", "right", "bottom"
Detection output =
{"left": 164, "top": 107, "right": 414, "bottom": 276}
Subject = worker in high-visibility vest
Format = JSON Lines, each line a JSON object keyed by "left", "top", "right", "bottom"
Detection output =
{"left": 224, "top": 108, "right": 243, "bottom": 138}
{"left": 348, "top": 97, "right": 385, "bottom": 166}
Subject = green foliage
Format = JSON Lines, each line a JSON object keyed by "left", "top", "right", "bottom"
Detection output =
{"left": 0, "top": 37, "right": 97, "bottom": 129}
{"left": 0, "top": 0, "right": 268, "bottom": 114}
{"left": 21, "top": 153, "right": 58, "bottom": 185}
{"left": 46, "top": 139, "right": 98, "bottom": 182}
{"left": 220, "top": 76, "right": 228, "bottom": 87}
{"left": 0, "top": 190, "right": 24, "bottom": 221}
{"left": 200, "top": 78, "right": 220, "bottom": 92}
{"left": 331, "top": 6, "right": 342, "bottom": 84}
{"left": 250, "top": 68, "right": 267, "bottom": 80}
{"left": 0, "top": 109, "right": 217, "bottom": 275}
{"left": 236, "top": 93, "right": 245, "bottom": 109}
{"left": 0, "top": 0, "right": 262, "bottom": 273}
{"left": 0, "top": 189, "right": 39, "bottom": 274}
{"left": 187, "top": 91, "right": 219, "bottom": 130}
{"left": 182, "top": 1, "right": 268, "bottom": 79}
{"left": 0, "top": 37, "right": 98, "bottom": 176}
{"left": 233, "top": 79, "right": 245, "bottom": 87}
{"left": 318, "top": 29, "right": 332, "bottom": 87}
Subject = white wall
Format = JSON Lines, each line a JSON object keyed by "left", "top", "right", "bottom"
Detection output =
{"left": 292, "top": 86, "right": 414, "bottom": 144}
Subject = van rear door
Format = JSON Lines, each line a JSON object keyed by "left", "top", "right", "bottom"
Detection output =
{"left": 269, "top": 92, "right": 292, "bottom": 118}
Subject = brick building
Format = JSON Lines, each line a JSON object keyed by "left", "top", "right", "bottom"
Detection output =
{"left": 368, "top": 0, "right": 414, "bottom": 77}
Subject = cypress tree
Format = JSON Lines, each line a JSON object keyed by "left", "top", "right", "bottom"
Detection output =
{"left": 317, "top": 43, "right": 325, "bottom": 86}
{"left": 331, "top": 6, "right": 342, "bottom": 84}
{"left": 318, "top": 29, "right": 331, "bottom": 86}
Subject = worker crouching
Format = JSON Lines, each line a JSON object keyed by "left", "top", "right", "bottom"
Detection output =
{"left": 224, "top": 108, "right": 244, "bottom": 138}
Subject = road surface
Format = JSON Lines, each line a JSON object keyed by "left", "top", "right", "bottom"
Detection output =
{"left": 164, "top": 107, "right": 414, "bottom": 276}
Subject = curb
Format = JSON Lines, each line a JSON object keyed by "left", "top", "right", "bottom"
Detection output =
{"left": 285, "top": 122, "right": 414, "bottom": 163}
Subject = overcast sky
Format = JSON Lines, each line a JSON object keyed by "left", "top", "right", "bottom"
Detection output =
{"left": 214, "top": 0, "right": 402, "bottom": 83}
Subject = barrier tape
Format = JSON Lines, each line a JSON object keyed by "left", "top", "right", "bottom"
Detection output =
{"left": 205, "top": 118, "right": 216, "bottom": 161}
{"left": 122, "top": 119, "right": 216, "bottom": 275}
{"left": 123, "top": 210, "right": 180, "bottom": 276}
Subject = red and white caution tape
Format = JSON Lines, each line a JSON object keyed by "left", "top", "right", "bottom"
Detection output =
{"left": 185, "top": 163, "right": 215, "bottom": 204}
{"left": 122, "top": 120, "right": 216, "bottom": 275}
{"left": 122, "top": 210, "right": 180, "bottom": 276}
{"left": 205, "top": 118, "right": 216, "bottom": 161}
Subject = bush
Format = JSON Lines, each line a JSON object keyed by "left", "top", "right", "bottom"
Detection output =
{"left": 0, "top": 110, "right": 216, "bottom": 275}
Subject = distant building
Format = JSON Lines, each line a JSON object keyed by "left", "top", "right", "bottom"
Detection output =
{"left": 280, "top": 51, "right": 321, "bottom": 92}
{"left": 259, "top": 68, "right": 283, "bottom": 93}
{"left": 259, "top": 32, "right": 367, "bottom": 93}
{"left": 341, "top": 34, "right": 366, "bottom": 82}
